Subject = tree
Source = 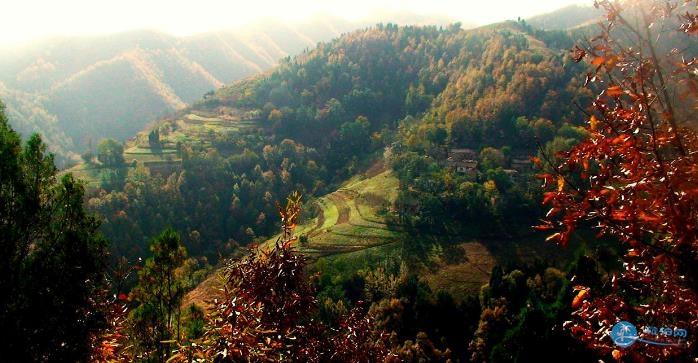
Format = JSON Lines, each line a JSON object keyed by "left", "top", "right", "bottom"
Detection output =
{"left": 538, "top": 1, "right": 698, "bottom": 360}
{"left": 268, "top": 108, "right": 283, "bottom": 122}
{"left": 129, "top": 228, "right": 188, "bottom": 361}
{"left": 171, "top": 193, "right": 392, "bottom": 362}
{"left": 81, "top": 150, "right": 94, "bottom": 164}
{"left": 405, "top": 84, "right": 433, "bottom": 115}
{"left": 0, "top": 101, "right": 109, "bottom": 361}
{"left": 531, "top": 117, "right": 555, "bottom": 144}
{"left": 96, "top": 138, "right": 126, "bottom": 190}
{"left": 335, "top": 116, "right": 372, "bottom": 163}
{"left": 479, "top": 147, "right": 505, "bottom": 171}
{"left": 97, "top": 138, "right": 125, "bottom": 167}
{"left": 148, "top": 128, "right": 161, "bottom": 150}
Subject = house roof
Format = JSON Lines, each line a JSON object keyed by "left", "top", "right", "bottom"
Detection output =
{"left": 448, "top": 148, "right": 477, "bottom": 162}
{"left": 449, "top": 160, "right": 478, "bottom": 168}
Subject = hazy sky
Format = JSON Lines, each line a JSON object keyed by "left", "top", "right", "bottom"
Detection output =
{"left": 0, "top": 0, "right": 588, "bottom": 45}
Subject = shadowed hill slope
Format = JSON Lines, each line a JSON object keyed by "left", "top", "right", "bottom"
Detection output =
{"left": 0, "top": 15, "right": 453, "bottom": 166}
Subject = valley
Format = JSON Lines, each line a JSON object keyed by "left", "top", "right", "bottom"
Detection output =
{"left": 3, "top": 1, "right": 696, "bottom": 361}
{"left": 79, "top": 15, "right": 596, "bottom": 310}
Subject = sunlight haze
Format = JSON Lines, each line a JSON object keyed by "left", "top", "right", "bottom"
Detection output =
{"left": 1, "top": 0, "right": 587, "bottom": 45}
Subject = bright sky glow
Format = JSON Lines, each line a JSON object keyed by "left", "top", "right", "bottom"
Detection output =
{"left": 0, "top": 0, "right": 588, "bottom": 45}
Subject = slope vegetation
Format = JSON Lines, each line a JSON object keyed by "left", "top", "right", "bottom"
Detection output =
{"left": 183, "top": 162, "right": 403, "bottom": 308}
{"left": 0, "top": 22, "right": 365, "bottom": 164}
{"left": 82, "top": 19, "right": 595, "bottom": 261}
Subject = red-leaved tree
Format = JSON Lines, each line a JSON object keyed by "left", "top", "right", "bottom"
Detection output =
{"left": 538, "top": 0, "right": 698, "bottom": 361}
{"left": 171, "top": 192, "right": 393, "bottom": 362}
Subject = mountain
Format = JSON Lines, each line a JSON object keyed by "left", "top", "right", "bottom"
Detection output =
{"left": 83, "top": 2, "right": 698, "bottom": 276}
{"left": 0, "top": 15, "right": 455, "bottom": 166}
{"left": 103, "top": 21, "right": 594, "bottom": 360}
{"left": 527, "top": 4, "right": 603, "bottom": 30}
{"left": 80, "top": 18, "right": 591, "bottom": 265}
{"left": 4, "top": 3, "right": 695, "bottom": 360}
{"left": 0, "top": 25, "right": 345, "bottom": 166}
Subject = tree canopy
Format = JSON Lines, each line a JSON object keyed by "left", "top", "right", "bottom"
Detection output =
{"left": 0, "top": 101, "right": 108, "bottom": 361}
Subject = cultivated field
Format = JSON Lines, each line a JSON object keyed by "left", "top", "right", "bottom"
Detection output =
{"left": 184, "top": 165, "right": 406, "bottom": 308}
{"left": 63, "top": 108, "right": 261, "bottom": 185}
{"left": 283, "top": 169, "right": 403, "bottom": 256}
{"left": 183, "top": 161, "right": 571, "bottom": 308}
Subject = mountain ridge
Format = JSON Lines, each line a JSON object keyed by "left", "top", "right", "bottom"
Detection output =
{"left": 0, "top": 15, "right": 455, "bottom": 165}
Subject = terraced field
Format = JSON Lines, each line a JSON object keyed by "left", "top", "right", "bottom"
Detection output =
{"left": 183, "top": 166, "right": 406, "bottom": 308}
{"left": 183, "top": 165, "right": 523, "bottom": 308}
{"left": 64, "top": 108, "right": 261, "bottom": 185}
{"left": 61, "top": 163, "right": 130, "bottom": 188}
{"left": 262, "top": 168, "right": 403, "bottom": 257}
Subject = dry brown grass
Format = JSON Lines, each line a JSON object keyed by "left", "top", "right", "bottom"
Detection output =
{"left": 181, "top": 269, "right": 227, "bottom": 310}
{"left": 421, "top": 242, "right": 496, "bottom": 301}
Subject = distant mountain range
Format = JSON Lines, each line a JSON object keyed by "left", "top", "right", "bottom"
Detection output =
{"left": 0, "top": 14, "right": 455, "bottom": 166}
{"left": 0, "top": 5, "right": 602, "bottom": 167}
{"left": 527, "top": 4, "right": 603, "bottom": 30}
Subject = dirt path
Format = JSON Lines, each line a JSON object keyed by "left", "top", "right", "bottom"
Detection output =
{"left": 327, "top": 194, "right": 350, "bottom": 224}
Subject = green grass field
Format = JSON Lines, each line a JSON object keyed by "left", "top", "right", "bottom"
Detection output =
{"left": 260, "top": 169, "right": 402, "bottom": 256}
{"left": 61, "top": 163, "right": 132, "bottom": 187}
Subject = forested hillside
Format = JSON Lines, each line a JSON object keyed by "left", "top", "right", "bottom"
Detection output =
{"left": 86, "top": 21, "right": 590, "bottom": 262}
{"left": 0, "top": 16, "right": 450, "bottom": 166}
{"left": 80, "top": 24, "right": 599, "bottom": 361}
{"left": 3, "top": 0, "right": 697, "bottom": 360}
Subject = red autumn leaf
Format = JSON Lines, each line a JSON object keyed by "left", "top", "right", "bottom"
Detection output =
{"left": 542, "top": 192, "right": 556, "bottom": 205}
{"left": 610, "top": 210, "right": 630, "bottom": 221}
{"left": 572, "top": 289, "right": 589, "bottom": 309}
{"left": 638, "top": 211, "right": 660, "bottom": 222}
{"left": 606, "top": 85, "right": 623, "bottom": 97}
{"left": 591, "top": 56, "right": 606, "bottom": 67}
{"left": 533, "top": 224, "right": 554, "bottom": 231}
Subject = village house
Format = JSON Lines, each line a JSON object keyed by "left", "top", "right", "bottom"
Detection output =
{"left": 510, "top": 153, "right": 532, "bottom": 172}
{"left": 447, "top": 148, "right": 478, "bottom": 177}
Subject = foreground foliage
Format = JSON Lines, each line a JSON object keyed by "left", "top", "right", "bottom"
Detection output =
{"left": 172, "top": 194, "right": 393, "bottom": 362}
{"left": 129, "top": 228, "right": 188, "bottom": 361}
{"left": 0, "top": 102, "right": 109, "bottom": 361}
{"left": 539, "top": 0, "right": 698, "bottom": 360}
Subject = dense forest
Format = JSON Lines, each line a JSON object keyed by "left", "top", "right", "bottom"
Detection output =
{"left": 1, "top": 0, "right": 697, "bottom": 362}
{"left": 87, "top": 20, "right": 591, "bottom": 262}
